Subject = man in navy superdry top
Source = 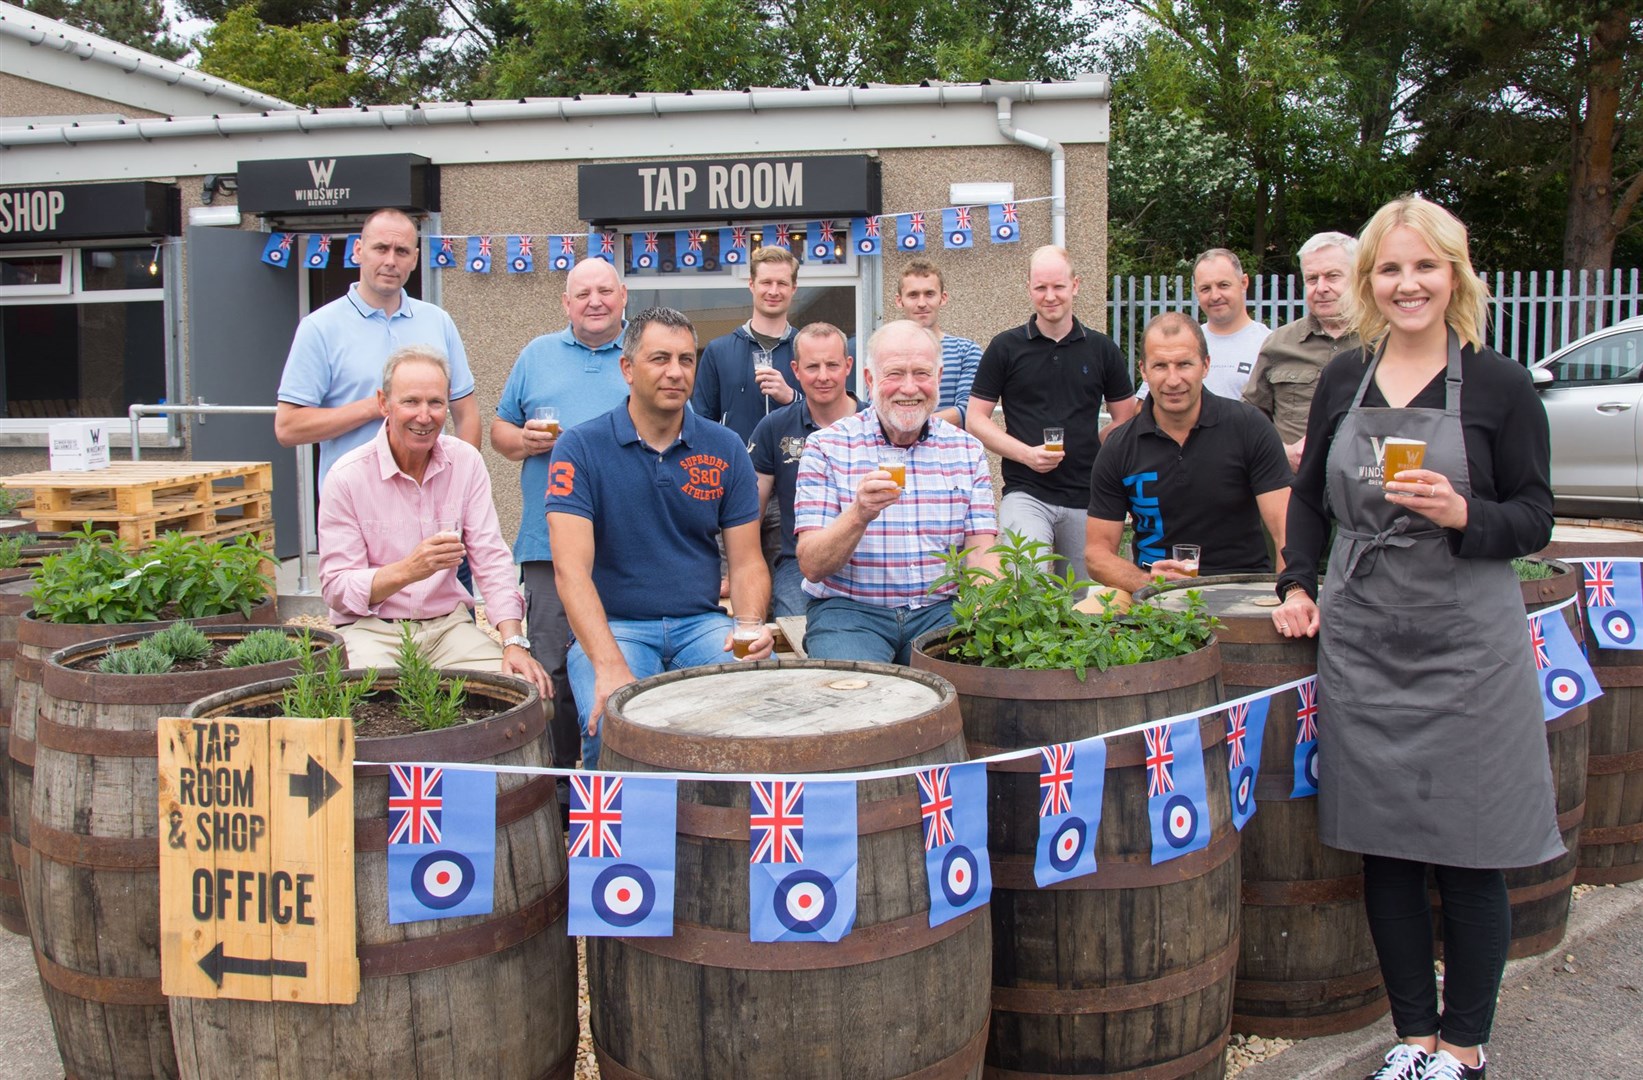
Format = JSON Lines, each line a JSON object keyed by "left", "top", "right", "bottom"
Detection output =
{"left": 547, "top": 308, "right": 774, "bottom": 767}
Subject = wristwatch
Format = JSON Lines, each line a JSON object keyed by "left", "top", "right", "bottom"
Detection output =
{"left": 501, "top": 634, "right": 531, "bottom": 650}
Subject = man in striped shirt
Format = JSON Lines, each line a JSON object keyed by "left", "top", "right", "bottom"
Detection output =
{"left": 794, "top": 320, "right": 998, "bottom": 663}
{"left": 894, "top": 259, "right": 982, "bottom": 427}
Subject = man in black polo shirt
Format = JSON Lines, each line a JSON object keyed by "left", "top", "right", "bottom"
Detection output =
{"left": 749, "top": 322, "right": 863, "bottom": 617}
{"left": 1085, "top": 312, "right": 1292, "bottom": 592}
{"left": 969, "top": 246, "right": 1139, "bottom": 581}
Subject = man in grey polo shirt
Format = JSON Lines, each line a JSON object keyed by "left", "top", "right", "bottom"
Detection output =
{"left": 276, "top": 207, "right": 481, "bottom": 481}
{"left": 491, "top": 258, "right": 630, "bottom": 768}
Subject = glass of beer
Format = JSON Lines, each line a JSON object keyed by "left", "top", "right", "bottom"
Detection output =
{"left": 732, "top": 616, "right": 763, "bottom": 658}
{"left": 1382, "top": 438, "right": 1426, "bottom": 485}
{"left": 753, "top": 350, "right": 774, "bottom": 371}
{"left": 1172, "top": 544, "right": 1201, "bottom": 577}
{"left": 434, "top": 517, "right": 462, "bottom": 542}
{"left": 1044, "top": 427, "right": 1065, "bottom": 453}
{"left": 531, "top": 406, "right": 561, "bottom": 437}
{"left": 878, "top": 455, "right": 907, "bottom": 490}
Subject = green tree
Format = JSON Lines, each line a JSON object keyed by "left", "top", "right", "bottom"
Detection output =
{"left": 25, "top": 0, "right": 186, "bottom": 59}
{"left": 195, "top": 6, "right": 368, "bottom": 107}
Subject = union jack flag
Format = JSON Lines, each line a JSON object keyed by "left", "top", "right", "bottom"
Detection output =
{"left": 1583, "top": 560, "right": 1617, "bottom": 607}
{"left": 864, "top": 216, "right": 880, "bottom": 238}
{"left": 732, "top": 227, "right": 748, "bottom": 248}
{"left": 909, "top": 212, "right": 925, "bottom": 234}
{"left": 687, "top": 232, "right": 703, "bottom": 252}
{"left": 750, "top": 780, "right": 804, "bottom": 864}
{"left": 1225, "top": 703, "right": 1250, "bottom": 767}
{"left": 1002, "top": 202, "right": 1018, "bottom": 223}
{"left": 600, "top": 232, "right": 616, "bottom": 256}
{"left": 479, "top": 237, "right": 492, "bottom": 256}
{"left": 279, "top": 234, "right": 294, "bottom": 251}
{"left": 316, "top": 236, "right": 331, "bottom": 254}
{"left": 643, "top": 232, "right": 658, "bottom": 253}
{"left": 1529, "top": 615, "right": 1551, "bottom": 669}
{"left": 954, "top": 207, "right": 972, "bottom": 230}
{"left": 1296, "top": 679, "right": 1319, "bottom": 743}
{"left": 568, "top": 774, "right": 623, "bottom": 858}
{"left": 916, "top": 766, "right": 956, "bottom": 851}
{"left": 518, "top": 236, "right": 533, "bottom": 256}
{"left": 387, "top": 765, "right": 443, "bottom": 845}
{"left": 1144, "top": 725, "right": 1176, "bottom": 798}
{"left": 439, "top": 237, "right": 454, "bottom": 256}
{"left": 1039, "top": 743, "right": 1074, "bottom": 817}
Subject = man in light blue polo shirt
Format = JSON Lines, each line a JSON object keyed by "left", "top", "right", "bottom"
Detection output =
{"left": 491, "top": 258, "right": 629, "bottom": 769}
{"left": 276, "top": 208, "right": 480, "bottom": 484}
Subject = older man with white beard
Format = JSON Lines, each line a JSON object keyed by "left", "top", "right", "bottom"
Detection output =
{"left": 793, "top": 320, "right": 998, "bottom": 663}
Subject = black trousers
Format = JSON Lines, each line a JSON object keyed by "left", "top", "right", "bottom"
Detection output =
{"left": 1362, "top": 854, "right": 1510, "bottom": 1047}
{"left": 522, "top": 560, "right": 579, "bottom": 769}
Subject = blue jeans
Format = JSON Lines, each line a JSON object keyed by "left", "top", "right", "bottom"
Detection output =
{"left": 567, "top": 611, "right": 733, "bottom": 767}
{"left": 803, "top": 596, "right": 955, "bottom": 665}
{"left": 771, "top": 556, "right": 809, "bottom": 619}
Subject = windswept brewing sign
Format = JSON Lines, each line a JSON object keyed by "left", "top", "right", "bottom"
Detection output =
{"left": 237, "top": 154, "right": 440, "bottom": 216}
{"left": 579, "top": 155, "right": 880, "bottom": 225}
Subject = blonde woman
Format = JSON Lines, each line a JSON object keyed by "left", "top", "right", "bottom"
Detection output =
{"left": 1272, "top": 196, "right": 1561, "bottom": 1080}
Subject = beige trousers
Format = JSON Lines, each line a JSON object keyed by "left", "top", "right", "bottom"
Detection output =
{"left": 338, "top": 610, "right": 504, "bottom": 671}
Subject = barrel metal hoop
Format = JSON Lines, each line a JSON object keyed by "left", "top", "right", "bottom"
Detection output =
{"left": 991, "top": 825, "right": 1238, "bottom": 891}
{"left": 1232, "top": 993, "right": 1391, "bottom": 1040}
{"left": 356, "top": 773, "right": 557, "bottom": 852}
{"left": 990, "top": 934, "right": 1238, "bottom": 1016}
{"left": 357, "top": 878, "right": 567, "bottom": 979}
{"left": 1589, "top": 663, "right": 1643, "bottom": 688}
{"left": 531, "top": 1043, "right": 576, "bottom": 1080}
{"left": 1241, "top": 873, "right": 1363, "bottom": 906}
{"left": 0, "top": 876, "right": 18, "bottom": 899}
{"left": 1544, "top": 706, "right": 1588, "bottom": 734}
{"left": 1574, "top": 861, "right": 1643, "bottom": 885}
{"left": 1578, "top": 820, "right": 1643, "bottom": 845}
{"left": 675, "top": 791, "right": 918, "bottom": 841}
{"left": 1586, "top": 747, "right": 1643, "bottom": 775}
{"left": 1232, "top": 962, "right": 1385, "bottom": 1003}
{"left": 29, "top": 819, "right": 157, "bottom": 870}
{"left": 14, "top": 655, "right": 40, "bottom": 682}
{"left": 10, "top": 735, "right": 35, "bottom": 766}
{"left": 974, "top": 713, "right": 1224, "bottom": 775}
{"left": 624, "top": 904, "right": 981, "bottom": 972}
{"left": 1221, "top": 662, "right": 1316, "bottom": 687}
{"left": 983, "top": 1021, "right": 1232, "bottom": 1080}
{"left": 36, "top": 712, "right": 156, "bottom": 758}
{"left": 1556, "top": 802, "right": 1586, "bottom": 833}
{"left": 33, "top": 948, "right": 165, "bottom": 1006}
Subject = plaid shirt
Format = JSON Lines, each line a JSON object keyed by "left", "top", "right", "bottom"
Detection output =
{"left": 794, "top": 408, "right": 996, "bottom": 607}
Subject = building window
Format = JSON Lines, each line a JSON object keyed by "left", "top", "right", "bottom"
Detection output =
{"left": 0, "top": 246, "right": 169, "bottom": 433}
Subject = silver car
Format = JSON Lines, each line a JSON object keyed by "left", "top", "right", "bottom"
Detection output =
{"left": 1532, "top": 314, "right": 1643, "bottom": 515}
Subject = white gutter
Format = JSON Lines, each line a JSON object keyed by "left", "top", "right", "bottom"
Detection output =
{"left": 0, "top": 3, "right": 295, "bottom": 113}
{"left": 0, "top": 78, "right": 1108, "bottom": 150}
{"left": 994, "top": 95, "right": 1066, "bottom": 248}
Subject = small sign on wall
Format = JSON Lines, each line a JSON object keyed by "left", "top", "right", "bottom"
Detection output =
{"left": 48, "top": 421, "right": 108, "bottom": 472}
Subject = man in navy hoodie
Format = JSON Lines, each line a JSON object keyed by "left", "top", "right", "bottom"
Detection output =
{"left": 693, "top": 244, "right": 805, "bottom": 441}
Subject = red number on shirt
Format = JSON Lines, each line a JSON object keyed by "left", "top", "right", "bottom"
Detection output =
{"left": 547, "top": 462, "right": 576, "bottom": 497}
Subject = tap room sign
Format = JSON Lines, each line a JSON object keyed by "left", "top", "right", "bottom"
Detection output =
{"left": 237, "top": 154, "right": 440, "bottom": 215}
{"left": 579, "top": 155, "right": 882, "bottom": 225}
{"left": 0, "top": 181, "right": 179, "bottom": 241}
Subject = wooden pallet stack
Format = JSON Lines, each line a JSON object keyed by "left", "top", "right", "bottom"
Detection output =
{"left": 0, "top": 462, "right": 275, "bottom": 550}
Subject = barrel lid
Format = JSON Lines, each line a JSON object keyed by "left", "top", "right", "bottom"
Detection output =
{"left": 1547, "top": 520, "right": 1643, "bottom": 545}
{"left": 1140, "top": 575, "right": 1282, "bottom": 618}
{"left": 604, "top": 661, "right": 960, "bottom": 774}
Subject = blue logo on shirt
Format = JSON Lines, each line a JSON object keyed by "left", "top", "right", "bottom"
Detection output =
{"left": 1124, "top": 471, "right": 1165, "bottom": 566}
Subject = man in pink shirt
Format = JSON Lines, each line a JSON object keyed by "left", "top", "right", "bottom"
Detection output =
{"left": 318, "top": 344, "right": 549, "bottom": 694}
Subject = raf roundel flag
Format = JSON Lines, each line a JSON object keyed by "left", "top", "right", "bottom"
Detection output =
{"left": 260, "top": 232, "right": 295, "bottom": 268}
{"left": 1291, "top": 677, "right": 1320, "bottom": 798}
{"left": 567, "top": 773, "right": 677, "bottom": 937}
{"left": 549, "top": 235, "right": 576, "bottom": 273}
{"left": 1530, "top": 611, "right": 1603, "bottom": 722}
{"left": 806, "top": 220, "right": 839, "bottom": 263}
{"left": 895, "top": 212, "right": 927, "bottom": 252}
{"left": 990, "top": 202, "right": 1021, "bottom": 243}
{"left": 1034, "top": 737, "right": 1106, "bottom": 886}
{"left": 763, "top": 224, "right": 792, "bottom": 252}
{"left": 387, "top": 765, "right": 496, "bottom": 924}
{"left": 1147, "top": 719, "right": 1213, "bottom": 864}
{"left": 631, "top": 231, "right": 659, "bottom": 272}
{"left": 506, "top": 235, "right": 534, "bottom": 273}
{"left": 942, "top": 207, "right": 974, "bottom": 249}
{"left": 748, "top": 779, "right": 857, "bottom": 943}
{"left": 720, "top": 227, "right": 749, "bottom": 265}
{"left": 466, "top": 236, "right": 492, "bottom": 273}
{"left": 1224, "top": 697, "right": 1272, "bottom": 831}
{"left": 430, "top": 236, "right": 457, "bottom": 268}
{"left": 589, "top": 229, "right": 618, "bottom": 265}
{"left": 1581, "top": 559, "right": 1643, "bottom": 649}
{"left": 304, "top": 234, "right": 332, "bottom": 269}
{"left": 916, "top": 763, "right": 991, "bottom": 927}
{"left": 850, "top": 216, "right": 883, "bottom": 257}
{"left": 675, "top": 230, "right": 705, "bottom": 270}
{"left": 342, "top": 234, "right": 361, "bottom": 269}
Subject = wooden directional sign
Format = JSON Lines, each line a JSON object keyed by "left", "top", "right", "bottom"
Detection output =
{"left": 158, "top": 715, "right": 359, "bottom": 1004}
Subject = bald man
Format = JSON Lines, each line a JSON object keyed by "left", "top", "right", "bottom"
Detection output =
{"left": 491, "top": 257, "right": 630, "bottom": 770}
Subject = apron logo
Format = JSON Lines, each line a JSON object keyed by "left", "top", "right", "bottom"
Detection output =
{"left": 1358, "top": 436, "right": 1388, "bottom": 486}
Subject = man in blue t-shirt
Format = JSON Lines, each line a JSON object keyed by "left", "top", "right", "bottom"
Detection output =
{"left": 547, "top": 308, "right": 774, "bottom": 766}
{"left": 491, "top": 258, "right": 630, "bottom": 769}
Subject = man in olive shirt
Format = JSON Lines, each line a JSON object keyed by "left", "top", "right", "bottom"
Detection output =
{"left": 1242, "top": 232, "right": 1361, "bottom": 470}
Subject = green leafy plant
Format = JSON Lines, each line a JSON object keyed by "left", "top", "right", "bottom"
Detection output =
{"left": 932, "top": 532, "right": 1218, "bottom": 680}
{"left": 27, "top": 525, "right": 272, "bottom": 624}
{"left": 146, "top": 621, "right": 212, "bottom": 662}
{"left": 1513, "top": 558, "right": 1559, "bottom": 581}
{"left": 0, "top": 487, "right": 22, "bottom": 517}
{"left": 97, "top": 642, "right": 174, "bottom": 675}
{"left": 282, "top": 644, "right": 377, "bottom": 720}
{"left": 149, "top": 532, "right": 273, "bottom": 620}
{"left": 0, "top": 535, "right": 23, "bottom": 569}
{"left": 222, "top": 628, "right": 306, "bottom": 668}
{"left": 392, "top": 622, "right": 469, "bottom": 731}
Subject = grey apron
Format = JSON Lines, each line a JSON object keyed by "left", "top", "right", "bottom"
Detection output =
{"left": 1315, "top": 332, "right": 1562, "bottom": 868}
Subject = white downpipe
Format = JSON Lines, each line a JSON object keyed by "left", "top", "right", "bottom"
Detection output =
{"left": 994, "top": 96, "right": 1066, "bottom": 249}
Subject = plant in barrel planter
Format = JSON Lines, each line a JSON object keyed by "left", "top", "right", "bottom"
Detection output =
{"left": 173, "top": 629, "right": 578, "bottom": 1080}
{"left": 31, "top": 621, "right": 341, "bottom": 1080}
{"left": 911, "top": 534, "right": 1239, "bottom": 1080}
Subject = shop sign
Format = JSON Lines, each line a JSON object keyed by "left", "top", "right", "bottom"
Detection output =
{"left": 579, "top": 154, "right": 881, "bottom": 225}
{"left": 237, "top": 153, "right": 439, "bottom": 215}
{"left": 0, "top": 181, "right": 178, "bottom": 241}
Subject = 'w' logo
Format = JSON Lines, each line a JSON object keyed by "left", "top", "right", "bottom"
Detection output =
{"left": 307, "top": 159, "right": 339, "bottom": 188}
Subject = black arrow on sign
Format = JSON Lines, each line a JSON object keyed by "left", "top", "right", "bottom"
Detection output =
{"left": 197, "top": 942, "right": 308, "bottom": 986}
{"left": 288, "top": 754, "right": 342, "bottom": 816}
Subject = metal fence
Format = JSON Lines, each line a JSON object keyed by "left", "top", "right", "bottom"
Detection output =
{"left": 1107, "top": 268, "right": 1643, "bottom": 369}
